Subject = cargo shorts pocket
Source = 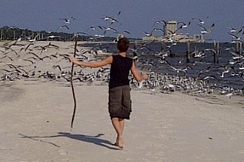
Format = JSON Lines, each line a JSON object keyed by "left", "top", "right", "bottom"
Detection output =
{"left": 108, "top": 87, "right": 122, "bottom": 115}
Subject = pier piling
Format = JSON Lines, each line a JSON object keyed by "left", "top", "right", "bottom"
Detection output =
{"left": 213, "top": 41, "right": 220, "bottom": 63}
{"left": 0, "top": 29, "right": 3, "bottom": 41}
{"left": 239, "top": 42, "right": 242, "bottom": 55}
{"left": 236, "top": 41, "right": 242, "bottom": 55}
{"left": 162, "top": 41, "right": 166, "bottom": 52}
{"left": 186, "top": 41, "right": 190, "bottom": 63}
{"left": 216, "top": 42, "right": 220, "bottom": 63}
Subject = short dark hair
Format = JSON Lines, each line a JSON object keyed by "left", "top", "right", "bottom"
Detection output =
{"left": 117, "top": 37, "right": 129, "bottom": 52}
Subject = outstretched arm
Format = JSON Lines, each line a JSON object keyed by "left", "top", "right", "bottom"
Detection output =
{"left": 131, "top": 61, "right": 148, "bottom": 82}
{"left": 69, "top": 56, "right": 113, "bottom": 68}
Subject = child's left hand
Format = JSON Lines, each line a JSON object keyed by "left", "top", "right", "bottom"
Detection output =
{"left": 69, "top": 57, "right": 79, "bottom": 64}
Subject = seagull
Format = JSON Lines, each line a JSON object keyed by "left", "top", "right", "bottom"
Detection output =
{"left": 117, "top": 11, "right": 121, "bottom": 16}
{"left": 227, "top": 32, "right": 242, "bottom": 42}
{"left": 23, "top": 43, "right": 35, "bottom": 51}
{"left": 225, "top": 92, "right": 233, "bottom": 98}
{"left": 132, "top": 50, "right": 138, "bottom": 60}
{"left": 165, "top": 29, "right": 177, "bottom": 37}
{"left": 28, "top": 33, "right": 40, "bottom": 42}
{"left": 192, "top": 18, "right": 205, "bottom": 25}
{"left": 133, "top": 40, "right": 154, "bottom": 52}
{"left": 198, "top": 23, "right": 215, "bottom": 34}
{"left": 192, "top": 50, "right": 205, "bottom": 58}
{"left": 60, "top": 17, "right": 75, "bottom": 24}
{"left": 101, "top": 16, "right": 120, "bottom": 25}
{"left": 143, "top": 31, "right": 153, "bottom": 37}
{"left": 219, "top": 65, "right": 234, "bottom": 78}
{"left": 76, "top": 32, "right": 87, "bottom": 36}
{"left": 151, "top": 28, "right": 165, "bottom": 35}
{"left": 21, "top": 58, "right": 35, "bottom": 64}
{"left": 26, "top": 52, "right": 52, "bottom": 61}
{"left": 122, "top": 30, "right": 131, "bottom": 35}
{"left": 33, "top": 45, "right": 47, "bottom": 54}
{"left": 103, "top": 27, "right": 118, "bottom": 35}
{"left": 5, "top": 63, "right": 28, "bottom": 75}
{"left": 59, "top": 25, "right": 70, "bottom": 30}
{"left": 169, "top": 65, "right": 189, "bottom": 74}
{"left": 153, "top": 20, "right": 167, "bottom": 26}
{"left": 198, "top": 66, "right": 212, "bottom": 77}
{"left": 0, "top": 55, "right": 13, "bottom": 61}
{"left": 46, "top": 35, "right": 61, "bottom": 39}
{"left": 53, "top": 65, "right": 62, "bottom": 71}
{"left": 227, "top": 27, "right": 242, "bottom": 34}
{"left": 202, "top": 75, "right": 218, "bottom": 80}
{"left": 137, "top": 80, "right": 145, "bottom": 88}
{"left": 44, "top": 42, "right": 60, "bottom": 49}
{"left": 229, "top": 50, "right": 244, "bottom": 60}
{"left": 177, "top": 21, "right": 191, "bottom": 29}
{"left": 89, "top": 26, "right": 103, "bottom": 31}
{"left": 204, "top": 48, "right": 217, "bottom": 54}
{"left": 63, "top": 19, "right": 71, "bottom": 24}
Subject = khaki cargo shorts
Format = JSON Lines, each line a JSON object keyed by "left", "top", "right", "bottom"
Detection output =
{"left": 108, "top": 85, "right": 132, "bottom": 119}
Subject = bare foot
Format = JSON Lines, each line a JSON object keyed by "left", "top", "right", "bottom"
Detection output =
{"left": 115, "top": 136, "right": 124, "bottom": 149}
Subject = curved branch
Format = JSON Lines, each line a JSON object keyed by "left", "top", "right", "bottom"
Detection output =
{"left": 70, "top": 35, "right": 78, "bottom": 129}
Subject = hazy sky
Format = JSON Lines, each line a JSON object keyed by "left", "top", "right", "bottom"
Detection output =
{"left": 1, "top": 0, "right": 244, "bottom": 42}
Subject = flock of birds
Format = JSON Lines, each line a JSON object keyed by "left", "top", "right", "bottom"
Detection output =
{"left": 0, "top": 39, "right": 243, "bottom": 99}
{"left": 131, "top": 42, "right": 244, "bottom": 98}
{"left": 1, "top": 12, "right": 244, "bottom": 98}
{"left": 55, "top": 11, "right": 131, "bottom": 40}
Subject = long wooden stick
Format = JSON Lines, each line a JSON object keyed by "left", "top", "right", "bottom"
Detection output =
{"left": 70, "top": 35, "right": 78, "bottom": 129}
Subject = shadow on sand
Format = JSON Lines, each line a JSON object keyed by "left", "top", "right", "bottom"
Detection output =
{"left": 19, "top": 132, "right": 120, "bottom": 150}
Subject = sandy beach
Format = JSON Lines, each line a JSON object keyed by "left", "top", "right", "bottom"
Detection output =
{"left": 1, "top": 41, "right": 244, "bottom": 162}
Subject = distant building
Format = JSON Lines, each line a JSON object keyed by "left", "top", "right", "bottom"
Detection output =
{"left": 142, "top": 20, "right": 204, "bottom": 43}
{"left": 165, "top": 20, "right": 177, "bottom": 36}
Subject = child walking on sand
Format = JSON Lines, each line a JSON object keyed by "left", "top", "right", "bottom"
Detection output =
{"left": 69, "top": 37, "right": 147, "bottom": 149}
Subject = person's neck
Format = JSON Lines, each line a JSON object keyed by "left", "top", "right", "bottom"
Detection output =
{"left": 119, "top": 52, "right": 126, "bottom": 57}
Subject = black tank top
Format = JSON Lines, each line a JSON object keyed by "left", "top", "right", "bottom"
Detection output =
{"left": 109, "top": 55, "right": 133, "bottom": 89}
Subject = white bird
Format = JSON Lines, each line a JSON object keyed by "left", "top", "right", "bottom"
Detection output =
{"left": 59, "top": 25, "right": 69, "bottom": 30}
{"left": 143, "top": 31, "right": 152, "bottom": 37}
{"left": 62, "top": 18, "right": 71, "bottom": 24}
{"left": 28, "top": 33, "right": 40, "bottom": 42}
{"left": 225, "top": 93, "right": 233, "bottom": 98}
{"left": 153, "top": 20, "right": 167, "bottom": 26}
{"left": 60, "top": 17, "right": 75, "bottom": 24}
{"left": 137, "top": 80, "right": 145, "bottom": 88}
{"left": 192, "top": 18, "right": 205, "bottom": 25}
{"left": 89, "top": 26, "right": 103, "bottom": 31}
{"left": 103, "top": 27, "right": 118, "bottom": 35}
{"left": 198, "top": 23, "right": 215, "bottom": 34}
{"left": 177, "top": 21, "right": 191, "bottom": 29}
{"left": 102, "top": 16, "right": 120, "bottom": 25}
